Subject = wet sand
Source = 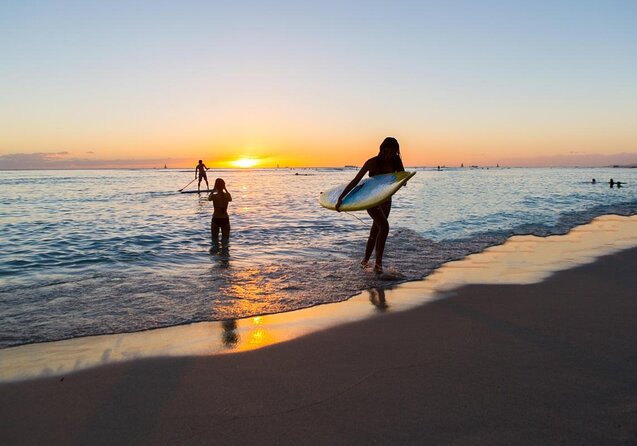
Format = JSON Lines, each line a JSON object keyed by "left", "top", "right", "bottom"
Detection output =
{"left": 2, "top": 218, "right": 637, "bottom": 444}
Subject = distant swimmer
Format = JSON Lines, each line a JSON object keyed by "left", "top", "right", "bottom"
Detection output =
{"left": 609, "top": 178, "right": 615, "bottom": 188}
{"left": 335, "top": 137, "right": 405, "bottom": 275}
{"left": 617, "top": 181, "right": 623, "bottom": 188}
{"left": 208, "top": 178, "right": 232, "bottom": 243}
{"left": 592, "top": 178, "right": 596, "bottom": 184}
{"left": 195, "top": 160, "right": 209, "bottom": 192}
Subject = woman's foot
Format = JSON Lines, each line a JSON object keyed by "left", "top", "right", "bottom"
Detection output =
{"left": 360, "top": 259, "right": 369, "bottom": 268}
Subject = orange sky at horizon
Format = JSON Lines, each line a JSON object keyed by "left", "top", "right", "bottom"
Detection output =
{"left": 3, "top": 93, "right": 637, "bottom": 168}
{"left": 3, "top": 128, "right": 636, "bottom": 169}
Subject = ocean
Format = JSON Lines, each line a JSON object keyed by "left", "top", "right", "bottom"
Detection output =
{"left": 1, "top": 167, "right": 636, "bottom": 348}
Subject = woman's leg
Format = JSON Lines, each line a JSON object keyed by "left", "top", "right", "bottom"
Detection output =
{"left": 211, "top": 220, "right": 220, "bottom": 243}
{"left": 362, "top": 218, "right": 378, "bottom": 266}
{"left": 221, "top": 221, "right": 230, "bottom": 241}
{"left": 366, "top": 204, "right": 390, "bottom": 273}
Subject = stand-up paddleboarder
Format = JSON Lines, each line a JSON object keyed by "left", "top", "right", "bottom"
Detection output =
{"left": 195, "top": 160, "right": 209, "bottom": 192}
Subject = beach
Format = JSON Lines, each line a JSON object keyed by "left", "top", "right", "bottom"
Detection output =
{"left": 2, "top": 216, "right": 637, "bottom": 445}
{"left": 3, "top": 2, "right": 637, "bottom": 443}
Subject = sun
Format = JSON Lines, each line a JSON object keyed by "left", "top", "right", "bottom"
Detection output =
{"left": 231, "top": 157, "right": 259, "bottom": 168}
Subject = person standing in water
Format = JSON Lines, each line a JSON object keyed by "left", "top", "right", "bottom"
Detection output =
{"left": 335, "top": 137, "right": 405, "bottom": 275}
{"left": 208, "top": 178, "right": 232, "bottom": 243}
{"left": 195, "top": 160, "right": 209, "bottom": 192}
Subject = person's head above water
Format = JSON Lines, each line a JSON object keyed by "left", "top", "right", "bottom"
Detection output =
{"left": 213, "top": 178, "right": 225, "bottom": 191}
{"left": 379, "top": 137, "right": 400, "bottom": 159}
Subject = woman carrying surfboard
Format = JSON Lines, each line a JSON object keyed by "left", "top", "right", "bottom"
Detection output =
{"left": 335, "top": 137, "right": 405, "bottom": 275}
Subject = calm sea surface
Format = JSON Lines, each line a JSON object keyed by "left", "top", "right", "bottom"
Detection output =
{"left": 1, "top": 167, "right": 636, "bottom": 348}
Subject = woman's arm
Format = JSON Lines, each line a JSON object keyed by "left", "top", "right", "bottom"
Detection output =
{"left": 396, "top": 155, "right": 405, "bottom": 172}
{"left": 225, "top": 190, "right": 232, "bottom": 202}
{"left": 335, "top": 159, "right": 372, "bottom": 212}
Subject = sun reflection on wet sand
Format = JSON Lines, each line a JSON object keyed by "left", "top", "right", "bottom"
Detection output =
{"left": 2, "top": 215, "right": 637, "bottom": 382}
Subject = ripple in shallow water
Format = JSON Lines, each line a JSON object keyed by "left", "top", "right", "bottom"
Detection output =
{"left": 1, "top": 168, "right": 636, "bottom": 347}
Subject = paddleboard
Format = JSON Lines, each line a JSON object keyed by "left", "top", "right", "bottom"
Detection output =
{"left": 319, "top": 171, "right": 416, "bottom": 212}
{"left": 180, "top": 189, "right": 211, "bottom": 194}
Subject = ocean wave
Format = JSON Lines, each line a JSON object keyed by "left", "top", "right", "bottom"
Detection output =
{"left": 2, "top": 202, "right": 636, "bottom": 349}
{"left": 2, "top": 167, "right": 637, "bottom": 348}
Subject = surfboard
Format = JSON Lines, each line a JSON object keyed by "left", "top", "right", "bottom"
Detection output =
{"left": 180, "top": 189, "right": 211, "bottom": 194}
{"left": 319, "top": 171, "right": 416, "bottom": 212}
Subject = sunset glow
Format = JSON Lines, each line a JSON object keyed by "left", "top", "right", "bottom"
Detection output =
{"left": 0, "top": 2, "right": 635, "bottom": 169}
{"left": 231, "top": 158, "right": 260, "bottom": 169}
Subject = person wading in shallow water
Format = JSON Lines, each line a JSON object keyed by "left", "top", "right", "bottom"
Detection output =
{"left": 195, "top": 160, "right": 209, "bottom": 192}
{"left": 208, "top": 178, "right": 232, "bottom": 244}
{"left": 335, "top": 137, "right": 405, "bottom": 275}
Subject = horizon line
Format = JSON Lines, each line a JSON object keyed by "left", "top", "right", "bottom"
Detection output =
{"left": 2, "top": 165, "right": 637, "bottom": 171}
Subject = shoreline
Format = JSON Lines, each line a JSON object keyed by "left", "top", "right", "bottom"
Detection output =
{"left": 2, "top": 216, "right": 637, "bottom": 443}
{"left": 2, "top": 214, "right": 637, "bottom": 383}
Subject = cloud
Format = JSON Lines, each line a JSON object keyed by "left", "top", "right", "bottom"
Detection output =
{"left": 0, "top": 152, "right": 187, "bottom": 169}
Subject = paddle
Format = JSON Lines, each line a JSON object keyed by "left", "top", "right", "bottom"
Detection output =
{"left": 178, "top": 167, "right": 210, "bottom": 192}
{"left": 178, "top": 177, "right": 197, "bottom": 192}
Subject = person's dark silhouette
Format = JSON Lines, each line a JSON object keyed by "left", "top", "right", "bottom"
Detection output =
{"left": 335, "top": 137, "right": 405, "bottom": 275}
{"left": 591, "top": 178, "right": 596, "bottom": 184}
{"left": 195, "top": 160, "right": 209, "bottom": 192}
{"left": 208, "top": 178, "right": 232, "bottom": 245}
{"left": 609, "top": 178, "right": 615, "bottom": 188}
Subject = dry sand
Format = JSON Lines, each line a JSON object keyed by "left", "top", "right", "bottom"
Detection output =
{"left": 1, "top": 221, "right": 637, "bottom": 444}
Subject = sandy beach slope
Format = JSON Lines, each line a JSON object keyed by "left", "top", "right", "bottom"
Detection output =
{"left": 1, "top": 245, "right": 637, "bottom": 444}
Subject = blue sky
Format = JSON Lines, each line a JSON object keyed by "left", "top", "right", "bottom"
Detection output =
{"left": 1, "top": 0, "right": 636, "bottom": 167}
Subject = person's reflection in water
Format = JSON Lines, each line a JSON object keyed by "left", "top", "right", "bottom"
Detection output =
{"left": 221, "top": 319, "right": 238, "bottom": 348}
{"left": 210, "top": 242, "right": 230, "bottom": 268}
{"left": 369, "top": 287, "right": 388, "bottom": 312}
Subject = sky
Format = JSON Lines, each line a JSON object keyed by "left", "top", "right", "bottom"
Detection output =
{"left": 1, "top": 0, "right": 636, "bottom": 168}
